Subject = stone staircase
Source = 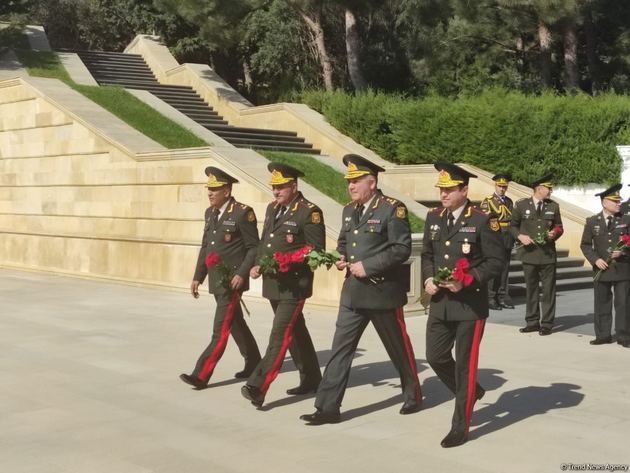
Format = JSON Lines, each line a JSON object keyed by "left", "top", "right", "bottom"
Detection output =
{"left": 72, "top": 50, "right": 320, "bottom": 154}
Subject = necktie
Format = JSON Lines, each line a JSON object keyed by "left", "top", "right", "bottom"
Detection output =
{"left": 354, "top": 204, "right": 365, "bottom": 224}
{"left": 212, "top": 208, "right": 220, "bottom": 225}
{"left": 607, "top": 215, "right": 614, "bottom": 231}
{"left": 275, "top": 206, "right": 286, "bottom": 222}
{"left": 447, "top": 212, "right": 455, "bottom": 231}
{"left": 536, "top": 201, "right": 543, "bottom": 217}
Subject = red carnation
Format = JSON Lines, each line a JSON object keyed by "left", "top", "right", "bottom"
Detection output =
{"left": 621, "top": 234, "right": 630, "bottom": 246}
{"left": 452, "top": 258, "right": 474, "bottom": 287}
{"left": 205, "top": 252, "right": 220, "bottom": 268}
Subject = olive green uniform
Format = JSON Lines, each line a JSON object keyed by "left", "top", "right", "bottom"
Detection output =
{"left": 314, "top": 191, "right": 421, "bottom": 414}
{"left": 422, "top": 201, "right": 505, "bottom": 433}
{"left": 580, "top": 212, "right": 630, "bottom": 342}
{"left": 191, "top": 197, "right": 261, "bottom": 382}
{"left": 246, "top": 192, "right": 324, "bottom": 395}
{"left": 479, "top": 193, "right": 514, "bottom": 306}
{"left": 509, "top": 198, "right": 564, "bottom": 330}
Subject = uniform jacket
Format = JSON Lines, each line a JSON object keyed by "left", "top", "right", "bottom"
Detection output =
{"left": 580, "top": 212, "right": 630, "bottom": 282}
{"left": 479, "top": 193, "right": 514, "bottom": 249}
{"left": 193, "top": 197, "right": 259, "bottom": 295}
{"left": 621, "top": 200, "right": 630, "bottom": 216}
{"left": 509, "top": 197, "right": 564, "bottom": 264}
{"left": 257, "top": 192, "right": 325, "bottom": 300}
{"left": 337, "top": 190, "right": 411, "bottom": 310}
{"left": 421, "top": 201, "right": 505, "bottom": 321}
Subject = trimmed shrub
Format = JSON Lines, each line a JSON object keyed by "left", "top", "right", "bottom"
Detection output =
{"left": 297, "top": 88, "right": 627, "bottom": 186}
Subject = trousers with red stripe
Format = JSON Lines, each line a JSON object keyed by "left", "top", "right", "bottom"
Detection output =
{"left": 191, "top": 292, "right": 261, "bottom": 382}
{"left": 246, "top": 299, "right": 321, "bottom": 394}
{"left": 426, "top": 317, "right": 486, "bottom": 433}
{"left": 314, "top": 304, "right": 421, "bottom": 414}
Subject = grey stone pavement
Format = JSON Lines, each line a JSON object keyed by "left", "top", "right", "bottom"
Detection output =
{"left": 1, "top": 268, "right": 629, "bottom": 473}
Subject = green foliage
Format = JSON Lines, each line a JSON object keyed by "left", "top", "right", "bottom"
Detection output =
{"left": 0, "top": 22, "right": 29, "bottom": 50}
{"left": 258, "top": 151, "right": 424, "bottom": 233}
{"left": 297, "top": 88, "right": 626, "bottom": 187}
{"left": 13, "top": 49, "right": 206, "bottom": 149}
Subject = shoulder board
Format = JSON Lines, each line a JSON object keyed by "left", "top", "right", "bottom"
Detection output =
{"left": 485, "top": 194, "right": 494, "bottom": 200}
{"left": 382, "top": 196, "right": 400, "bottom": 207}
{"left": 429, "top": 206, "right": 443, "bottom": 214}
{"left": 469, "top": 207, "right": 486, "bottom": 216}
{"left": 516, "top": 197, "right": 529, "bottom": 204}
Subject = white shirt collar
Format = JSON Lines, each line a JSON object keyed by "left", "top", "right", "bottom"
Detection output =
{"left": 216, "top": 199, "right": 230, "bottom": 219}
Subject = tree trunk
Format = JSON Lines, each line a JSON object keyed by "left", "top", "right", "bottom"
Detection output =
{"left": 538, "top": 20, "right": 553, "bottom": 89}
{"left": 296, "top": 7, "right": 334, "bottom": 90}
{"left": 584, "top": 9, "right": 600, "bottom": 94}
{"left": 242, "top": 59, "right": 253, "bottom": 93}
{"left": 345, "top": 8, "right": 367, "bottom": 92}
{"left": 563, "top": 18, "right": 579, "bottom": 93}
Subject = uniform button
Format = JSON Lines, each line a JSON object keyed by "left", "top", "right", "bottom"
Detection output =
{"left": 352, "top": 242, "right": 357, "bottom": 247}
{"left": 350, "top": 255, "right": 355, "bottom": 260}
{"left": 445, "top": 241, "right": 450, "bottom": 247}
{"left": 537, "top": 225, "right": 541, "bottom": 229}
{"left": 211, "top": 241, "right": 215, "bottom": 245}
{"left": 213, "top": 230, "right": 216, "bottom": 234}
{"left": 444, "top": 254, "right": 449, "bottom": 260}
{"left": 270, "top": 233, "right": 274, "bottom": 238}
{"left": 354, "top": 230, "right": 358, "bottom": 234}
{"left": 476, "top": 289, "right": 480, "bottom": 292}
{"left": 267, "top": 243, "right": 271, "bottom": 248}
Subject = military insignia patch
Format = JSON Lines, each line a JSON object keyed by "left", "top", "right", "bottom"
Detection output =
{"left": 311, "top": 212, "right": 321, "bottom": 224}
{"left": 396, "top": 206, "right": 407, "bottom": 219}
{"left": 246, "top": 210, "right": 256, "bottom": 222}
{"left": 224, "top": 234, "right": 232, "bottom": 242}
{"left": 489, "top": 218, "right": 500, "bottom": 232}
{"left": 286, "top": 234, "right": 294, "bottom": 243}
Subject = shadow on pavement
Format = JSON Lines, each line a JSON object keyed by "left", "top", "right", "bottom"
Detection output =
{"left": 470, "top": 383, "right": 584, "bottom": 440}
{"left": 553, "top": 313, "right": 593, "bottom": 332}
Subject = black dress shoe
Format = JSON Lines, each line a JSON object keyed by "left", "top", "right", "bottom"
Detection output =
{"left": 590, "top": 337, "right": 613, "bottom": 345}
{"left": 240, "top": 384, "right": 264, "bottom": 407}
{"left": 500, "top": 301, "right": 515, "bottom": 309}
{"left": 519, "top": 325, "right": 540, "bottom": 333}
{"left": 300, "top": 410, "right": 341, "bottom": 425}
{"left": 539, "top": 327, "right": 552, "bottom": 336}
{"left": 488, "top": 301, "right": 502, "bottom": 310}
{"left": 286, "top": 384, "right": 319, "bottom": 395}
{"left": 234, "top": 367, "right": 256, "bottom": 379}
{"left": 399, "top": 400, "right": 422, "bottom": 415}
{"left": 440, "top": 429, "right": 468, "bottom": 448}
{"left": 179, "top": 373, "right": 207, "bottom": 390}
{"left": 617, "top": 340, "right": 630, "bottom": 348}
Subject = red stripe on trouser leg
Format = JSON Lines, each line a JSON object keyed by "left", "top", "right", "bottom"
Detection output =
{"left": 260, "top": 299, "right": 305, "bottom": 395}
{"left": 464, "top": 319, "right": 485, "bottom": 434}
{"left": 395, "top": 307, "right": 422, "bottom": 402}
{"left": 198, "top": 292, "right": 239, "bottom": 381}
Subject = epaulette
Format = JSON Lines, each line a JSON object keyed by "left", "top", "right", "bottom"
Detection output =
{"left": 429, "top": 206, "right": 443, "bottom": 213}
{"left": 238, "top": 203, "right": 249, "bottom": 210}
{"left": 469, "top": 206, "right": 487, "bottom": 216}
{"left": 383, "top": 196, "right": 400, "bottom": 207}
{"left": 516, "top": 197, "right": 529, "bottom": 204}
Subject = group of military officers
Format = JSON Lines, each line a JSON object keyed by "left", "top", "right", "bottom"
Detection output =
{"left": 179, "top": 155, "right": 630, "bottom": 449}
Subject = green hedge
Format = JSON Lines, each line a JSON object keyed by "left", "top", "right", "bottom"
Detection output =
{"left": 296, "top": 89, "right": 629, "bottom": 186}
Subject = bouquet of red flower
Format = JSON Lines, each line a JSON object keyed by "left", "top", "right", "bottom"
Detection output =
{"left": 205, "top": 252, "right": 250, "bottom": 315}
{"left": 534, "top": 225, "right": 563, "bottom": 246}
{"left": 594, "top": 233, "right": 630, "bottom": 282}
{"left": 258, "top": 245, "right": 341, "bottom": 275}
{"left": 433, "top": 258, "right": 474, "bottom": 287}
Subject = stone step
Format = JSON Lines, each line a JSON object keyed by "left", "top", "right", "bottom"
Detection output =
{"left": 509, "top": 277, "right": 594, "bottom": 296}
{"left": 224, "top": 136, "right": 314, "bottom": 148}
{"left": 508, "top": 266, "right": 593, "bottom": 284}
{"left": 213, "top": 130, "right": 305, "bottom": 142}
{"left": 178, "top": 110, "right": 220, "bottom": 119}
{"left": 171, "top": 104, "right": 217, "bottom": 113}
{"left": 75, "top": 50, "right": 145, "bottom": 60}
{"left": 90, "top": 70, "right": 157, "bottom": 81}
{"left": 236, "top": 143, "right": 320, "bottom": 154}
{"left": 149, "top": 90, "right": 206, "bottom": 101}
{"left": 204, "top": 124, "right": 298, "bottom": 137}
{"left": 193, "top": 118, "right": 230, "bottom": 126}
{"left": 80, "top": 61, "right": 153, "bottom": 72}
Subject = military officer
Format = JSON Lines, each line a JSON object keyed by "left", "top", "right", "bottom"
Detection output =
{"left": 479, "top": 173, "right": 515, "bottom": 310}
{"left": 580, "top": 184, "right": 630, "bottom": 347}
{"left": 422, "top": 162, "right": 504, "bottom": 448}
{"left": 300, "top": 155, "right": 421, "bottom": 426}
{"left": 241, "top": 162, "right": 324, "bottom": 407}
{"left": 180, "top": 167, "right": 261, "bottom": 389}
{"left": 510, "top": 174, "right": 564, "bottom": 336}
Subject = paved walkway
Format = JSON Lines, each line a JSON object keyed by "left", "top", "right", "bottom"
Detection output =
{"left": 1, "top": 269, "right": 628, "bottom": 473}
